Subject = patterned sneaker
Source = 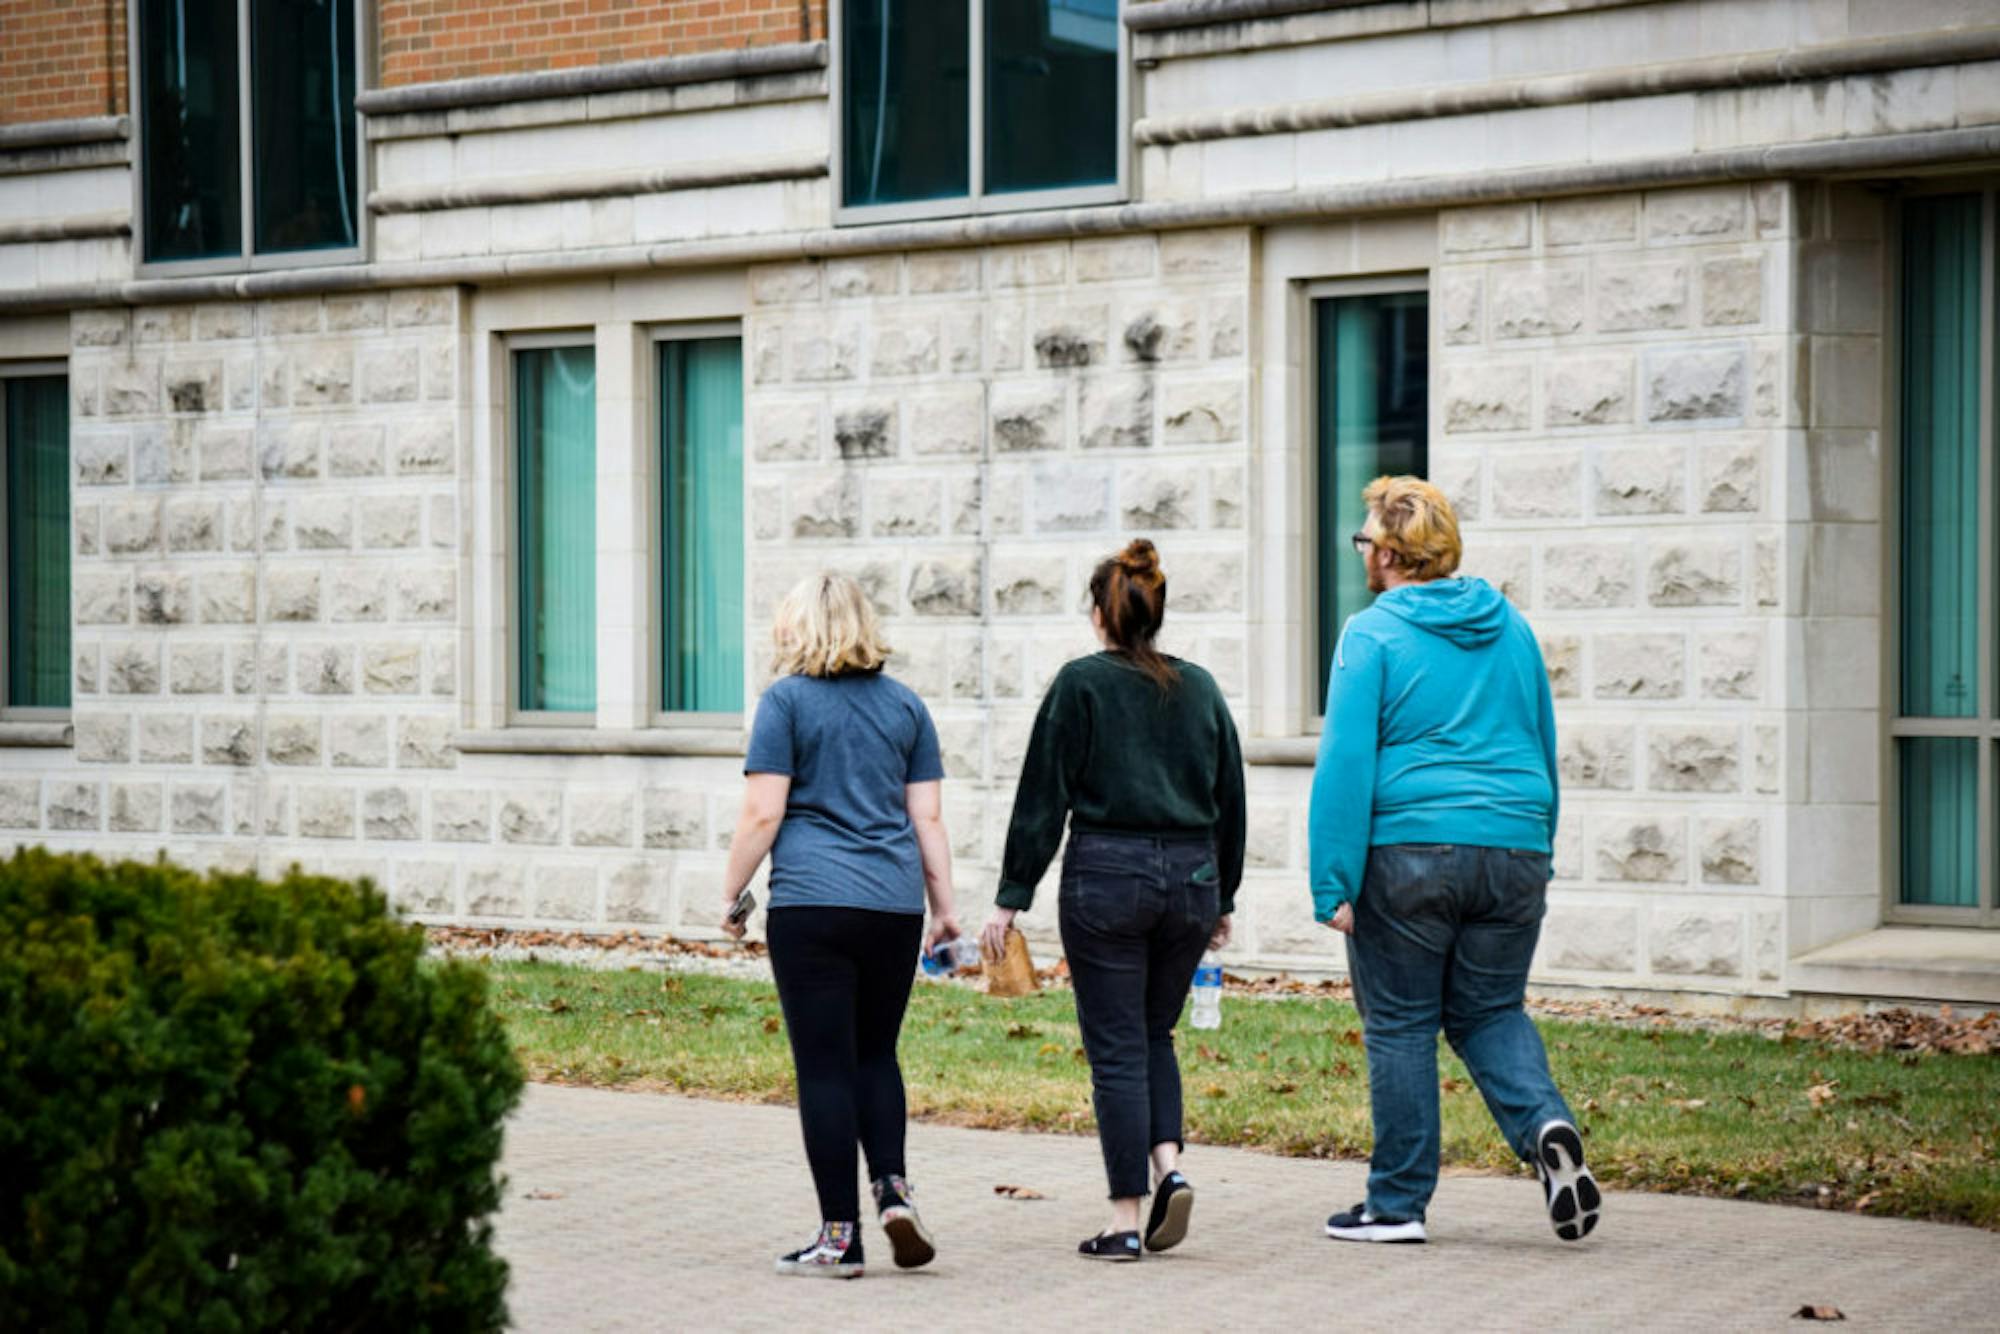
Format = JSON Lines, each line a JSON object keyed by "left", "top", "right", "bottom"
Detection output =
{"left": 775, "top": 1222, "right": 865, "bottom": 1278}
{"left": 1144, "top": 1171, "right": 1194, "bottom": 1252}
{"left": 1534, "top": 1120, "right": 1602, "bottom": 1242}
{"left": 1324, "top": 1203, "right": 1427, "bottom": 1243}
{"left": 1077, "top": 1230, "right": 1142, "bottom": 1261}
{"left": 871, "top": 1174, "right": 936, "bottom": 1269}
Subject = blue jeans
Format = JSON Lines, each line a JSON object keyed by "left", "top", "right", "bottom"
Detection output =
{"left": 1059, "top": 831, "right": 1221, "bottom": 1199}
{"left": 1344, "top": 843, "right": 1574, "bottom": 1223}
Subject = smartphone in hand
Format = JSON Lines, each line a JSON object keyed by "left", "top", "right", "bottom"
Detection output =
{"left": 726, "top": 888, "right": 756, "bottom": 927}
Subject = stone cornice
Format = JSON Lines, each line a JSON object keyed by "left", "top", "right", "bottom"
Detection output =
{"left": 367, "top": 153, "right": 827, "bottom": 215}
{"left": 355, "top": 41, "right": 828, "bottom": 117}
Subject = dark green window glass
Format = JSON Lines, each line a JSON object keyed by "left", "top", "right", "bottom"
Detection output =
{"left": 660, "top": 338, "right": 745, "bottom": 714}
{"left": 1898, "top": 194, "right": 1982, "bottom": 719}
{"left": 140, "top": 0, "right": 241, "bottom": 262}
{"left": 252, "top": 0, "right": 358, "bottom": 254}
{"left": 1899, "top": 737, "right": 1978, "bottom": 908}
{"left": 1315, "top": 291, "right": 1429, "bottom": 711}
{"left": 842, "top": 0, "right": 970, "bottom": 207}
{"left": 984, "top": 0, "right": 1118, "bottom": 195}
{"left": 515, "top": 348, "right": 596, "bottom": 714}
{"left": 5, "top": 376, "right": 70, "bottom": 710}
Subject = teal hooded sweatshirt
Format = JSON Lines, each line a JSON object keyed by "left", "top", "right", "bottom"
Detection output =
{"left": 1307, "top": 577, "right": 1558, "bottom": 923}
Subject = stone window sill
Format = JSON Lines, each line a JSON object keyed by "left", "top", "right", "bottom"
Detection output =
{"left": 452, "top": 727, "right": 744, "bottom": 758}
{"left": 0, "top": 721, "right": 73, "bottom": 748}
{"left": 1245, "top": 737, "right": 1317, "bottom": 767}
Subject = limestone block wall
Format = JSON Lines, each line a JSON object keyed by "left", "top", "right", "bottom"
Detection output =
{"left": 1435, "top": 184, "right": 1801, "bottom": 993}
{"left": 738, "top": 229, "right": 1277, "bottom": 954}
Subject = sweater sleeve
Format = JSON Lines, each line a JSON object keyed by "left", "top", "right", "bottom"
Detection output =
{"left": 1535, "top": 638, "right": 1561, "bottom": 852}
{"left": 1213, "top": 692, "right": 1246, "bottom": 916}
{"left": 997, "top": 672, "right": 1081, "bottom": 910}
{"left": 1308, "top": 622, "right": 1384, "bottom": 921}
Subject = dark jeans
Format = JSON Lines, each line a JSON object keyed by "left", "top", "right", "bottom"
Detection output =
{"left": 1345, "top": 843, "right": 1575, "bottom": 1222}
{"left": 1059, "top": 831, "right": 1220, "bottom": 1200}
{"left": 766, "top": 906, "right": 924, "bottom": 1223}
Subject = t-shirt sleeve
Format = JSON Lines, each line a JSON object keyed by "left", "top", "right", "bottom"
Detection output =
{"left": 743, "top": 683, "right": 796, "bottom": 776}
{"left": 906, "top": 697, "right": 945, "bottom": 784}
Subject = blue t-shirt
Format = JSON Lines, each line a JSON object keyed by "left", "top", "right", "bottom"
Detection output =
{"left": 744, "top": 671, "right": 945, "bottom": 915}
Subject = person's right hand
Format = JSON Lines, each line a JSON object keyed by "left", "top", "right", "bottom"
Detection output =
{"left": 1327, "top": 903, "right": 1355, "bottom": 935}
{"left": 980, "top": 908, "right": 1018, "bottom": 962}
{"left": 1209, "top": 913, "right": 1232, "bottom": 950}
{"left": 925, "top": 912, "right": 963, "bottom": 954}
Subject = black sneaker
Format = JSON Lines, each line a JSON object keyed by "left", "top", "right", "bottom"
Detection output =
{"left": 1324, "top": 1202, "right": 1427, "bottom": 1243}
{"left": 1534, "top": 1119, "right": 1602, "bottom": 1242}
{"left": 1077, "top": 1230, "right": 1142, "bottom": 1262}
{"left": 775, "top": 1222, "right": 865, "bottom": 1278}
{"left": 871, "top": 1174, "right": 936, "bottom": 1269}
{"left": 1144, "top": 1171, "right": 1194, "bottom": 1252}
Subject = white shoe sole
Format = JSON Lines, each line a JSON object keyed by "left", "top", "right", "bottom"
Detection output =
{"left": 774, "top": 1260, "right": 865, "bottom": 1279}
{"left": 1325, "top": 1218, "right": 1427, "bottom": 1243}
{"left": 1536, "top": 1121, "right": 1602, "bottom": 1242}
{"left": 1145, "top": 1184, "right": 1195, "bottom": 1252}
{"left": 880, "top": 1207, "right": 936, "bottom": 1269}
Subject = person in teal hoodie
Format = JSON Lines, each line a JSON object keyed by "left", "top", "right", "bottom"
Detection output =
{"left": 1310, "top": 475, "right": 1600, "bottom": 1247}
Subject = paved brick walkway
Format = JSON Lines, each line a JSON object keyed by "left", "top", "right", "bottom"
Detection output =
{"left": 497, "top": 1084, "right": 1994, "bottom": 1332}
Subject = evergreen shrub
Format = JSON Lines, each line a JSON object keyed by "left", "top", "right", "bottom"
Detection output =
{"left": 0, "top": 849, "right": 523, "bottom": 1330}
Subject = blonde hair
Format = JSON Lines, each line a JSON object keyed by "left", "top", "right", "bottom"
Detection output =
{"left": 770, "top": 572, "right": 892, "bottom": 678}
{"left": 1362, "top": 475, "right": 1463, "bottom": 581}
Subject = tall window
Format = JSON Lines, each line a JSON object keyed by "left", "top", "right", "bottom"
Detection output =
{"left": 839, "top": 0, "right": 1122, "bottom": 221}
{"left": 658, "top": 335, "right": 744, "bottom": 716}
{"left": 1894, "top": 190, "right": 1996, "bottom": 921}
{"left": 514, "top": 345, "right": 596, "bottom": 718}
{"left": 1314, "top": 284, "right": 1430, "bottom": 712}
{"left": 138, "top": 0, "right": 360, "bottom": 268}
{"left": 2, "top": 371, "right": 70, "bottom": 716}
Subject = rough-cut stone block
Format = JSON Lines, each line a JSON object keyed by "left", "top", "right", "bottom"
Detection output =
{"left": 1701, "top": 256, "right": 1763, "bottom": 325}
{"left": 105, "top": 643, "right": 160, "bottom": 694}
{"left": 749, "top": 262, "right": 820, "bottom": 304}
{"left": 499, "top": 791, "right": 561, "bottom": 845}
{"left": 74, "top": 713, "right": 129, "bottom": 764}
{"left": 1210, "top": 465, "right": 1245, "bottom": 528}
{"left": 1646, "top": 186, "right": 1748, "bottom": 240}
{"left": 432, "top": 789, "right": 491, "bottom": 842}
{"left": 1595, "top": 260, "right": 1690, "bottom": 332}
{"left": 1540, "top": 634, "right": 1581, "bottom": 698}
{"left": 908, "top": 251, "right": 980, "bottom": 293}
{"left": 397, "top": 716, "right": 455, "bottom": 769}
{"left": 750, "top": 400, "right": 820, "bottom": 462}
{"left": 74, "top": 432, "right": 130, "bottom": 485}
{"left": 1491, "top": 452, "right": 1581, "bottom": 519}
{"left": 826, "top": 256, "right": 898, "bottom": 299}
{"left": 266, "top": 715, "right": 321, "bottom": 766}
{"left": 0, "top": 778, "right": 39, "bottom": 829}
{"left": 171, "top": 783, "right": 225, "bottom": 834}
{"left": 329, "top": 716, "right": 389, "bottom": 768}
{"left": 108, "top": 783, "right": 163, "bottom": 833}
{"left": 1544, "top": 194, "right": 1638, "bottom": 246}
{"left": 1442, "top": 205, "right": 1531, "bottom": 253}
{"left": 1438, "top": 271, "right": 1482, "bottom": 345}
{"left": 569, "top": 791, "right": 634, "bottom": 847}
{"left": 75, "top": 571, "right": 129, "bottom": 625}
{"left": 1081, "top": 375, "right": 1153, "bottom": 450}
{"left": 165, "top": 499, "right": 224, "bottom": 552}
{"left": 1443, "top": 363, "right": 1531, "bottom": 433}
{"left": 46, "top": 781, "right": 101, "bottom": 831}
{"left": 1172, "top": 552, "right": 1245, "bottom": 614}
{"left": 1699, "top": 438, "right": 1760, "bottom": 512}
{"left": 1701, "top": 817, "right": 1760, "bottom": 884}
{"left": 393, "top": 418, "right": 455, "bottom": 475}
{"left": 869, "top": 477, "right": 942, "bottom": 538}
{"left": 1461, "top": 542, "right": 1531, "bottom": 609}
{"left": 200, "top": 569, "right": 256, "bottom": 624}
{"left": 870, "top": 322, "right": 938, "bottom": 378}
{"left": 1594, "top": 445, "right": 1684, "bottom": 515}
{"left": 1543, "top": 543, "right": 1634, "bottom": 609}
{"left": 330, "top": 566, "right": 390, "bottom": 621}
{"left": 104, "top": 500, "right": 160, "bottom": 555}
{"left": 137, "top": 714, "right": 192, "bottom": 764}
{"left": 991, "top": 384, "right": 1062, "bottom": 452}
{"left": 1647, "top": 725, "right": 1740, "bottom": 792}
{"left": 398, "top": 568, "right": 455, "bottom": 622}
{"left": 908, "top": 557, "right": 983, "bottom": 617}
{"left": 1646, "top": 347, "right": 1746, "bottom": 422}
{"left": 991, "top": 557, "right": 1067, "bottom": 616}
{"left": 642, "top": 788, "right": 707, "bottom": 849}
{"left": 1649, "top": 911, "right": 1742, "bottom": 976}
{"left": 1161, "top": 379, "right": 1243, "bottom": 444}
{"left": 1490, "top": 263, "right": 1585, "bottom": 339}
{"left": 1160, "top": 230, "right": 1245, "bottom": 275}
{"left": 989, "top": 243, "right": 1067, "bottom": 287}
{"left": 293, "top": 496, "right": 352, "bottom": 550}
{"left": 1594, "top": 816, "right": 1686, "bottom": 882}
{"left": 168, "top": 644, "right": 223, "bottom": 696}
{"left": 296, "top": 642, "right": 354, "bottom": 695}
{"left": 605, "top": 861, "right": 671, "bottom": 923}
{"left": 909, "top": 388, "right": 983, "bottom": 456}
{"left": 393, "top": 862, "right": 457, "bottom": 916}
{"left": 1594, "top": 632, "right": 1685, "bottom": 698}
{"left": 1075, "top": 236, "right": 1155, "bottom": 282}
{"left": 265, "top": 569, "right": 321, "bottom": 622}
{"left": 1559, "top": 725, "right": 1634, "bottom": 789}
{"left": 1543, "top": 908, "right": 1638, "bottom": 972}
{"left": 1545, "top": 356, "right": 1632, "bottom": 427}
{"left": 1698, "top": 629, "right": 1764, "bottom": 700}
{"left": 1120, "top": 301, "right": 1198, "bottom": 364}
{"left": 363, "top": 786, "right": 422, "bottom": 840}
{"left": 465, "top": 864, "right": 526, "bottom": 917}
{"left": 1032, "top": 306, "right": 1108, "bottom": 370}
{"left": 297, "top": 786, "right": 356, "bottom": 839}
{"left": 834, "top": 403, "right": 897, "bottom": 459}
{"left": 535, "top": 865, "right": 598, "bottom": 921}
{"left": 202, "top": 716, "right": 258, "bottom": 767}
{"left": 790, "top": 472, "right": 860, "bottom": 540}
{"left": 1033, "top": 463, "right": 1111, "bottom": 534}
{"left": 359, "top": 496, "right": 421, "bottom": 549}
{"left": 1648, "top": 540, "right": 1741, "bottom": 606}
{"left": 1121, "top": 465, "right": 1199, "bottom": 529}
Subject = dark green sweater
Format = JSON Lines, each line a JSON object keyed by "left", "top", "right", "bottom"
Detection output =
{"left": 999, "top": 652, "right": 1247, "bottom": 914}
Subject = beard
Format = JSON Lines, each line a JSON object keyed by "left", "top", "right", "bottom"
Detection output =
{"left": 1365, "top": 561, "right": 1387, "bottom": 595}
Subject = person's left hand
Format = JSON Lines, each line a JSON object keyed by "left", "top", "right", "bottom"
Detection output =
{"left": 1326, "top": 903, "right": 1355, "bottom": 936}
{"left": 720, "top": 892, "right": 748, "bottom": 941}
{"left": 980, "top": 908, "right": 1018, "bottom": 962}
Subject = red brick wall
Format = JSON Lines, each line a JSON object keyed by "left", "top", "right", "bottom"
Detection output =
{"left": 0, "top": 0, "right": 127, "bottom": 126}
{"left": 379, "top": 0, "right": 827, "bottom": 88}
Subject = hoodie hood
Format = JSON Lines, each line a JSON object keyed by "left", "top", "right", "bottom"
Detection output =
{"left": 1372, "top": 577, "right": 1510, "bottom": 648}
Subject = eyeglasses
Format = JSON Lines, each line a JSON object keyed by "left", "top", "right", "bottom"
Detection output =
{"left": 1350, "top": 531, "right": 1374, "bottom": 555}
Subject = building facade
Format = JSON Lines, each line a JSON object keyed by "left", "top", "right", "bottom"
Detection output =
{"left": 3, "top": 0, "right": 1999, "bottom": 1006}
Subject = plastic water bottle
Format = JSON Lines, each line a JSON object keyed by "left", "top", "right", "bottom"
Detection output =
{"left": 921, "top": 935, "right": 981, "bottom": 977}
{"left": 1190, "top": 951, "right": 1223, "bottom": 1029}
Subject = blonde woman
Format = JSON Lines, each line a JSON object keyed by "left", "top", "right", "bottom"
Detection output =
{"left": 718, "top": 573, "right": 962, "bottom": 1279}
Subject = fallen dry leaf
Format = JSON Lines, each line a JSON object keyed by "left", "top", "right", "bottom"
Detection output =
{"left": 1806, "top": 1081, "right": 1840, "bottom": 1110}
{"left": 1793, "top": 1305, "right": 1845, "bottom": 1321}
{"left": 993, "top": 1184, "right": 1045, "bottom": 1200}
{"left": 524, "top": 1188, "right": 565, "bottom": 1201}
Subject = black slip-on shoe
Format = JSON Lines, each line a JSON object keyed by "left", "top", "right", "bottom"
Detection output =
{"left": 1324, "top": 1202, "right": 1427, "bottom": 1243}
{"left": 1144, "top": 1172, "right": 1194, "bottom": 1252}
{"left": 871, "top": 1174, "right": 936, "bottom": 1270}
{"left": 775, "top": 1224, "right": 865, "bottom": 1278}
{"left": 1535, "top": 1119, "right": 1602, "bottom": 1242}
{"left": 1078, "top": 1230, "right": 1142, "bottom": 1262}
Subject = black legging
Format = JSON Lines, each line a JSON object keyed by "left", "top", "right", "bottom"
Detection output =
{"left": 765, "top": 906, "right": 925, "bottom": 1223}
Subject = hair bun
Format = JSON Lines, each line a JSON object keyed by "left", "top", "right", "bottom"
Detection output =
{"left": 1118, "top": 538, "right": 1162, "bottom": 581}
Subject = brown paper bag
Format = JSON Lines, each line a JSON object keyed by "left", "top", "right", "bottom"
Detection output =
{"left": 983, "top": 926, "right": 1040, "bottom": 997}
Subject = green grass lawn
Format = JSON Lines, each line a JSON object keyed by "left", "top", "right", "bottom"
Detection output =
{"left": 484, "top": 962, "right": 2000, "bottom": 1230}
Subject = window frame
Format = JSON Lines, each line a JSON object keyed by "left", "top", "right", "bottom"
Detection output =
{"left": 647, "top": 319, "right": 746, "bottom": 729}
{"left": 0, "top": 360, "right": 72, "bottom": 724}
{"left": 1303, "top": 273, "right": 1432, "bottom": 731}
{"left": 829, "top": 0, "right": 1130, "bottom": 228}
{"left": 1884, "top": 180, "right": 2000, "bottom": 927}
{"left": 505, "top": 329, "right": 599, "bottom": 729}
{"left": 128, "top": 0, "right": 370, "bottom": 276}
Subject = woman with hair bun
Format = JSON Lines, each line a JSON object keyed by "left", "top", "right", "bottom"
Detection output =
{"left": 983, "top": 538, "right": 1246, "bottom": 1262}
